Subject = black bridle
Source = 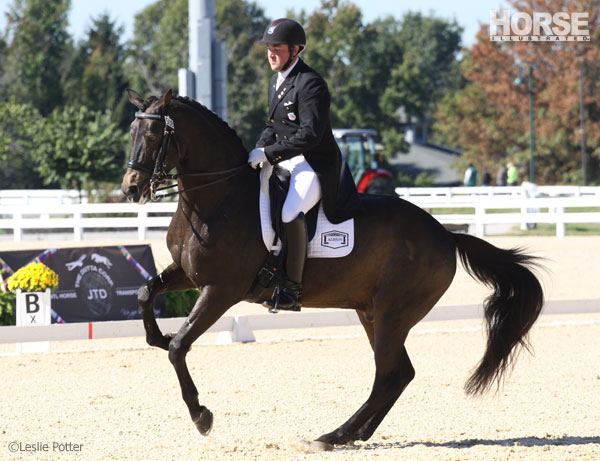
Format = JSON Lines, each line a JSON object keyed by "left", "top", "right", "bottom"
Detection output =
{"left": 127, "top": 111, "right": 249, "bottom": 200}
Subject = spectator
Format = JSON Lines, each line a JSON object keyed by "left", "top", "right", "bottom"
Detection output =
{"left": 482, "top": 169, "right": 492, "bottom": 186}
{"left": 496, "top": 166, "right": 507, "bottom": 186}
{"left": 463, "top": 163, "right": 478, "bottom": 187}
{"left": 507, "top": 162, "right": 519, "bottom": 186}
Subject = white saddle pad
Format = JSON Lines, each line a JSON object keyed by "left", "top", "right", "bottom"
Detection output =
{"left": 259, "top": 164, "right": 354, "bottom": 258}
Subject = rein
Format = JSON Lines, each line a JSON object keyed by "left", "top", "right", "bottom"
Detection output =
{"left": 128, "top": 111, "right": 249, "bottom": 201}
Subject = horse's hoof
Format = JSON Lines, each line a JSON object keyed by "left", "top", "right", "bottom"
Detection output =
{"left": 302, "top": 440, "right": 334, "bottom": 451}
{"left": 316, "top": 432, "right": 352, "bottom": 447}
{"left": 193, "top": 408, "right": 213, "bottom": 436}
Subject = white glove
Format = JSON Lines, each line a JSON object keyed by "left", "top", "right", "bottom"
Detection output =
{"left": 248, "top": 147, "right": 267, "bottom": 169}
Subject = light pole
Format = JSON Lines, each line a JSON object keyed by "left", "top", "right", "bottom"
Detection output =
{"left": 513, "top": 64, "right": 535, "bottom": 183}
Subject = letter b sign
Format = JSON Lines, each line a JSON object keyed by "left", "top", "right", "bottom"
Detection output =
{"left": 25, "top": 293, "right": 41, "bottom": 317}
{"left": 16, "top": 289, "right": 51, "bottom": 326}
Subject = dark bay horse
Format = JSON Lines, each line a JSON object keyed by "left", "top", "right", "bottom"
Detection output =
{"left": 121, "top": 89, "right": 544, "bottom": 448}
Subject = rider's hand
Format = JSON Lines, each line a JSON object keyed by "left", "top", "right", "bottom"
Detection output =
{"left": 248, "top": 147, "right": 267, "bottom": 169}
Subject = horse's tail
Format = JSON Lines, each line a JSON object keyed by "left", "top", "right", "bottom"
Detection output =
{"left": 454, "top": 233, "right": 544, "bottom": 395}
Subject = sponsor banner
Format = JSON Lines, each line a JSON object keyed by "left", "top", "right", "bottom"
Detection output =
{"left": 0, "top": 245, "right": 164, "bottom": 323}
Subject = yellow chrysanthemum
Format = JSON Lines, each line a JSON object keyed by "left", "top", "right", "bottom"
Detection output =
{"left": 6, "top": 262, "right": 59, "bottom": 293}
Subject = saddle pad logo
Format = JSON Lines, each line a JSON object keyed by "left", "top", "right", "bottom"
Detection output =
{"left": 321, "top": 231, "right": 349, "bottom": 249}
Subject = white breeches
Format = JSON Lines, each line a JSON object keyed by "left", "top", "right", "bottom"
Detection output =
{"left": 278, "top": 156, "right": 322, "bottom": 223}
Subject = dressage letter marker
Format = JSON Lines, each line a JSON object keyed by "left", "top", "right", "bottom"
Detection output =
{"left": 16, "top": 288, "right": 52, "bottom": 353}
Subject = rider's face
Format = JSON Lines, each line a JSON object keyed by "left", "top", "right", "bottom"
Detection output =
{"left": 267, "top": 44, "right": 298, "bottom": 72}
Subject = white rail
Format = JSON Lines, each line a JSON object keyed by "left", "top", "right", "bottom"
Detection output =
{"left": 0, "top": 202, "right": 175, "bottom": 241}
{"left": 0, "top": 187, "right": 599, "bottom": 240}
{"left": 400, "top": 195, "right": 600, "bottom": 238}
{"left": 0, "top": 189, "right": 127, "bottom": 205}
{"left": 395, "top": 185, "right": 600, "bottom": 198}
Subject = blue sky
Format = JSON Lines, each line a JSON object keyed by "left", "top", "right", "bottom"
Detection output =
{"left": 0, "top": 0, "right": 508, "bottom": 47}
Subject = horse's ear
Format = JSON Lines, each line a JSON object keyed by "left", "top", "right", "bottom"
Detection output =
{"left": 157, "top": 89, "right": 173, "bottom": 113}
{"left": 127, "top": 89, "right": 145, "bottom": 110}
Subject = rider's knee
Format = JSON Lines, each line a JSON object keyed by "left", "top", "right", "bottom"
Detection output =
{"left": 281, "top": 206, "right": 300, "bottom": 224}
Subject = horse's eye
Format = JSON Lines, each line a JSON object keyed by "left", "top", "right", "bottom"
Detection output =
{"left": 144, "top": 133, "right": 157, "bottom": 142}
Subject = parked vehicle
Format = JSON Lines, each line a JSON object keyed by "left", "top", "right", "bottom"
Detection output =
{"left": 333, "top": 128, "right": 394, "bottom": 195}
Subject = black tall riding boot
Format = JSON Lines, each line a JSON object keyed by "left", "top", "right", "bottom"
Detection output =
{"left": 263, "top": 213, "right": 307, "bottom": 312}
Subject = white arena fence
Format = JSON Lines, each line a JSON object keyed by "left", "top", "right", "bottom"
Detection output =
{"left": 0, "top": 189, "right": 124, "bottom": 205}
{"left": 394, "top": 184, "right": 600, "bottom": 199}
{"left": 0, "top": 186, "right": 599, "bottom": 240}
{"left": 396, "top": 184, "right": 600, "bottom": 237}
{"left": 0, "top": 202, "right": 175, "bottom": 241}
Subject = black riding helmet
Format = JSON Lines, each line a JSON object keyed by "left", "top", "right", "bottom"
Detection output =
{"left": 261, "top": 18, "right": 306, "bottom": 71}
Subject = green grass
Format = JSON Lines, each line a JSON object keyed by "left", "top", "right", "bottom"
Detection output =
{"left": 564, "top": 207, "right": 600, "bottom": 213}
{"left": 428, "top": 207, "right": 475, "bottom": 214}
{"left": 502, "top": 223, "right": 600, "bottom": 236}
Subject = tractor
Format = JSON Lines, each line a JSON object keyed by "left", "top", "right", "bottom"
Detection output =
{"left": 333, "top": 128, "right": 394, "bottom": 195}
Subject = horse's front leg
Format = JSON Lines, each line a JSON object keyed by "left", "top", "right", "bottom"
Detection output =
{"left": 139, "top": 262, "right": 194, "bottom": 350}
{"left": 168, "top": 286, "right": 235, "bottom": 435}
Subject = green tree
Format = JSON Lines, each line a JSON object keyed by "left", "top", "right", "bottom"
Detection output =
{"left": 0, "top": 36, "right": 6, "bottom": 82}
{"left": 127, "top": 0, "right": 270, "bottom": 148}
{"left": 215, "top": 0, "right": 270, "bottom": 148}
{"left": 126, "top": 0, "right": 188, "bottom": 96}
{"left": 296, "top": 1, "right": 407, "bottom": 156}
{"left": 1, "top": 0, "right": 71, "bottom": 115}
{"left": 31, "top": 106, "right": 127, "bottom": 194}
{"left": 64, "top": 13, "right": 131, "bottom": 130}
{"left": 0, "top": 102, "right": 46, "bottom": 188}
{"left": 292, "top": 2, "right": 462, "bottom": 158}
{"left": 300, "top": 0, "right": 371, "bottom": 127}
{"left": 385, "top": 11, "right": 463, "bottom": 121}
{"left": 378, "top": 12, "right": 462, "bottom": 155}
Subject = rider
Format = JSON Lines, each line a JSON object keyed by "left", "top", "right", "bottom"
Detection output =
{"left": 248, "top": 18, "right": 362, "bottom": 312}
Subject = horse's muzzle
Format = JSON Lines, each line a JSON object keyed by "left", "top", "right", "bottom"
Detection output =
{"left": 122, "top": 180, "right": 150, "bottom": 204}
{"left": 122, "top": 183, "right": 139, "bottom": 201}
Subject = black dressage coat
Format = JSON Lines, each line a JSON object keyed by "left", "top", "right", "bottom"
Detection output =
{"left": 255, "top": 59, "right": 362, "bottom": 224}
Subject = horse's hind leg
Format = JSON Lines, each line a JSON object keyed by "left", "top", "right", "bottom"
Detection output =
{"left": 139, "top": 263, "right": 194, "bottom": 350}
{"left": 316, "top": 312, "right": 415, "bottom": 446}
{"left": 353, "top": 346, "right": 414, "bottom": 441}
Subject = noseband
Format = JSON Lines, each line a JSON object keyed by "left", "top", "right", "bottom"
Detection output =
{"left": 128, "top": 111, "right": 248, "bottom": 200}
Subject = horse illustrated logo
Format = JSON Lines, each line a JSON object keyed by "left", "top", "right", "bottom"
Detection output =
{"left": 321, "top": 231, "right": 349, "bottom": 249}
